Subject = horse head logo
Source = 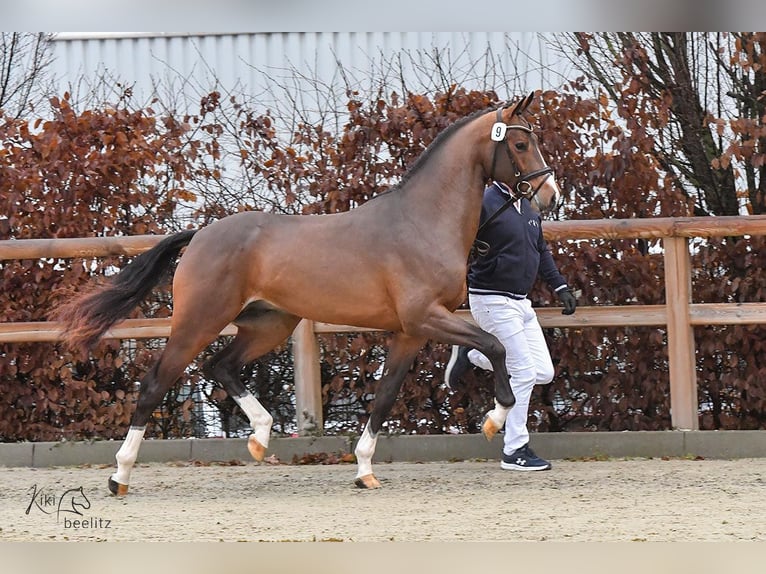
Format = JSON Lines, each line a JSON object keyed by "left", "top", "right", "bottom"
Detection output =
{"left": 57, "top": 486, "right": 91, "bottom": 522}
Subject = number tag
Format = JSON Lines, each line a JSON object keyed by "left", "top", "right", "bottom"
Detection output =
{"left": 490, "top": 122, "right": 507, "bottom": 142}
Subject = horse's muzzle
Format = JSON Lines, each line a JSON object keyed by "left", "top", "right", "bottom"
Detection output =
{"left": 530, "top": 174, "right": 562, "bottom": 215}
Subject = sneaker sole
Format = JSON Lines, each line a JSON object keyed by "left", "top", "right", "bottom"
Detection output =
{"left": 500, "top": 461, "right": 552, "bottom": 471}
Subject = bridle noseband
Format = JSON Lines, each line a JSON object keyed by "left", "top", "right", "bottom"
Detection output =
{"left": 488, "top": 106, "right": 555, "bottom": 212}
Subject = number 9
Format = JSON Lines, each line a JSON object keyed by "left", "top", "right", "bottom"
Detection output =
{"left": 490, "top": 122, "right": 507, "bottom": 142}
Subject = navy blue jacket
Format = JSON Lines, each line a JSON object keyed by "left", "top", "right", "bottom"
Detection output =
{"left": 468, "top": 182, "right": 567, "bottom": 297}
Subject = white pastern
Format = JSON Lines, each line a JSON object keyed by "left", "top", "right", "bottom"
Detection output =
{"left": 486, "top": 399, "right": 510, "bottom": 429}
{"left": 111, "top": 426, "right": 146, "bottom": 486}
{"left": 234, "top": 393, "right": 273, "bottom": 449}
{"left": 354, "top": 423, "right": 378, "bottom": 479}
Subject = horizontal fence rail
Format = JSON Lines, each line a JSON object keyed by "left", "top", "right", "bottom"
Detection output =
{"left": 3, "top": 215, "right": 766, "bottom": 432}
{"left": 4, "top": 303, "right": 766, "bottom": 342}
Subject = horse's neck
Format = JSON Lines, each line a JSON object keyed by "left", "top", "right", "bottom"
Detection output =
{"left": 397, "top": 132, "right": 487, "bottom": 254}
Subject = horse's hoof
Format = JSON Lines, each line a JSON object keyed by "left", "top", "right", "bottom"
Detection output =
{"left": 248, "top": 435, "right": 266, "bottom": 462}
{"left": 108, "top": 477, "right": 129, "bottom": 496}
{"left": 354, "top": 474, "right": 382, "bottom": 489}
{"left": 481, "top": 414, "right": 501, "bottom": 442}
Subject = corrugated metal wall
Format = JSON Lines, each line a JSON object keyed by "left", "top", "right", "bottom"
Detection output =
{"left": 50, "top": 32, "right": 574, "bottom": 110}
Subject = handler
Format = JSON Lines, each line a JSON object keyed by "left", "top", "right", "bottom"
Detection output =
{"left": 445, "top": 180, "right": 576, "bottom": 471}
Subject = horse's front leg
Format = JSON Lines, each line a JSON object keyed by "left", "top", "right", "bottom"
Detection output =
{"left": 354, "top": 333, "right": 425, "bottom": 489}
{"left": 415, "top": 305, "right": 514, "bottom": 442}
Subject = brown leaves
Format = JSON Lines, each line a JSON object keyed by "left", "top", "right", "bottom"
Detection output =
{"left": 4, "top": 77, "right": 766, "bottom": 441}
{"left": 0, "top": 93, "right": 196, "bottom": 441}
{"left": 291, "top": 451, "right": 355, "bottom": 465}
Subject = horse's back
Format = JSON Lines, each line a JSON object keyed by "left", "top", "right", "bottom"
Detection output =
{"left": 177, "top": 209, "right": 404, "bottom": 330}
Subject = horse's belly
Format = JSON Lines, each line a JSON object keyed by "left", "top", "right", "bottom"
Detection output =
{"left": 257, "top": 267, "right": 400, "bottom": 331}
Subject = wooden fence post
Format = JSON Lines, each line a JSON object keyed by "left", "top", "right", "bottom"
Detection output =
{"left": 663, "top": 236, "right": 699, "bottom": 430}
{"left": 292, "top": 319, "right": 323, "bottom": 435}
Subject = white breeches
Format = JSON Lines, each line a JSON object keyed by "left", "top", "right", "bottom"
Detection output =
{"left": 468, "top": 294, "right": 554, "bottom": 454}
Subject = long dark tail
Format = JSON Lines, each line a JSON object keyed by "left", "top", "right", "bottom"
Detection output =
{"left": 55, "top": 230, "right": 198, "bottom": 353}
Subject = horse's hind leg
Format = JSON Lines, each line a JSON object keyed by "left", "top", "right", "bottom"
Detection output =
{"left": 109, "top": 273, "right": 243, "bottom": 495}
{"left": 202, "top": 307, "right": 301, "bottom": 461}
{"left": 109, "top": 328, "right": 218, "bottom": 496}
{"left": 354, "top": 332, "right": 425, "bottom": 489}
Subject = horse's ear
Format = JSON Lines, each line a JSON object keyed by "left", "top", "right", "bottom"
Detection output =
{"left": 525, "top": 91, "right": 536, "bottom": 110}
{"left": 508, "top": 96, "right": 525, "bottom": 117}
{"left": 513, "top": 92, "right": 535, "bottom": 116}
{"left": 503, "top": 91, "right": 536, "bottom": 120}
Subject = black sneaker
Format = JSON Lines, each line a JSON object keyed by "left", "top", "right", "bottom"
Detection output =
{"left": 444, "top": 345, "right": 470, "bottom": 389}
{"left": 500, "top": 444, "right": 551, "bottom": 471}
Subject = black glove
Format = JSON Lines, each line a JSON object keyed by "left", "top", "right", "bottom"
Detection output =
{"left": 558, "top": 288, "right": 577, "bottom": 315}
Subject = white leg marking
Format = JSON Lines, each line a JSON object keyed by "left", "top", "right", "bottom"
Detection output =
{"left": 354, "top": 423, "right": 378, "bottom": 479}
{"left": 111, "top": 426, "right": 146, "bottom": 486}
{"left": 234, "top": 393, "right": 273, "bottom": 449}
{"left": 486, "top": 399, "right": 511, "bottom": 430}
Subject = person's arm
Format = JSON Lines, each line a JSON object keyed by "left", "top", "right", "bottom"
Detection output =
{"left": 537, "top": 221, "right": 577, "bottom": 315}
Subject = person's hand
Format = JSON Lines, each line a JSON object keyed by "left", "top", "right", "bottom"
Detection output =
{"left": 558, "top": 288, "right": 577, "bottom": 315}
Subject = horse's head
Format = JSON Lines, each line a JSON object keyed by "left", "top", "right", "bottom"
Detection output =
{"left": 486, "top": 92, "right": 561, "bottom": 214}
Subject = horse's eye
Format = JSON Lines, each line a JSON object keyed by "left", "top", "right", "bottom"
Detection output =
{"left": 514, "top": 142, "right": 527, "bottom": 151}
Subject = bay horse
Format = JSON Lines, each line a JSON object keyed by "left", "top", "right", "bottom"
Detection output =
{"left": 55, "top": 92, "right": 561, "bottom": 495}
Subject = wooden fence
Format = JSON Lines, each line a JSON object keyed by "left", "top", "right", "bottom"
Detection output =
{"left": 3, "top": 215, "right": 766, "bottom": 432}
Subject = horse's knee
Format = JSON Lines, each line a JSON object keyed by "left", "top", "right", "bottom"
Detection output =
{"left": 482, "top": 336, "right": 505, "bottom": 363}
